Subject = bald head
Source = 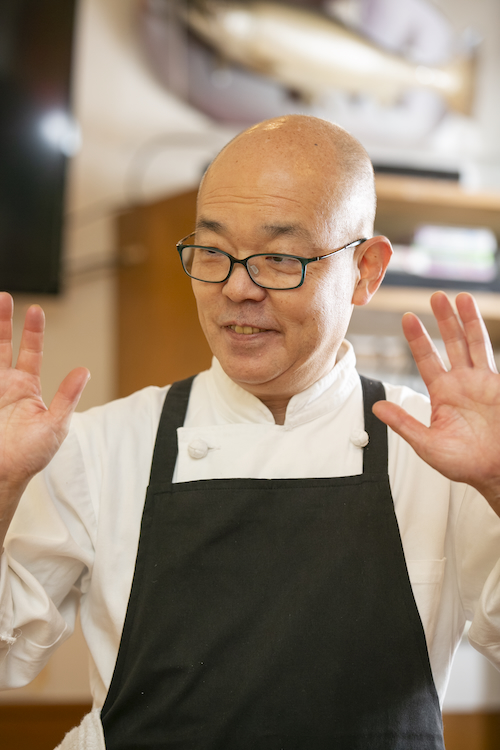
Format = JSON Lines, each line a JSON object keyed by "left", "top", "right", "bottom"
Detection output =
{"left": 200, "top": 115, "right": 376, "bottom": 245}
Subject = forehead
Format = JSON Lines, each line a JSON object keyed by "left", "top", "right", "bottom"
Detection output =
{"left": 197, "top": 151, "right": 342, "bottom": 248}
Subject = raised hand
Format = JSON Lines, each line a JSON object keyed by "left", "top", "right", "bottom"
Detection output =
{"left": 0, "top": 293, "right": 89, "bottom": 540}
{"left": 372, "top": 291, "right": 500, "bottom": 515}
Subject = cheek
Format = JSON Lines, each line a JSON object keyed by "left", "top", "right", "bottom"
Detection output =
{"left": 192, "top": 281, "right": 215, "bottom": 327}
{"left": 305, "top": 269, "right": 355, "bottom": 340}
{"left": 191, "top": 288, "right": 219, "bottom": 346}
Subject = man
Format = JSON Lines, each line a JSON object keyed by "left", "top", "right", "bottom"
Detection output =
{"left": 1, "top": 115, "right": 500, "bottom": 749}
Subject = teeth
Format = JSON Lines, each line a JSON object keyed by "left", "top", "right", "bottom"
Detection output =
{"left": 231, "top": 325, "right": 265, "bottom": 334}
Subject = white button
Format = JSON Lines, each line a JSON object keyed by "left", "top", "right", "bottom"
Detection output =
{"left": 350, "top": 429, "right": 369, "bottom": 448}
{"left": 188, "top": 438, "right": 210, "bottom": 460}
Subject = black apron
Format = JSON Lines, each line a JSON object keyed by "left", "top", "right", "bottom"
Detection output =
{"left": 101, "top": 376, "right": 444, "bottom": 749}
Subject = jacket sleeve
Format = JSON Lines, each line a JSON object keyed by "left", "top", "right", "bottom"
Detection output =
{"left": 0, "top": 421, "right": 96, "bottom": 689}
{"left": 384, "top": 381, "right": 500, "bottom": 697}
{"left": 457, "top": 483, "right": 500, "bottom": 669}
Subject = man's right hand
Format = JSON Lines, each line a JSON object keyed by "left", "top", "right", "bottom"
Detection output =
{"left": 0, "top": 292, "right": 90, "bottom": 545}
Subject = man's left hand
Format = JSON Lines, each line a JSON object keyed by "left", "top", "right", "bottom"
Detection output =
{"left": 373, "top": 291, "right": 500, "bottom": 516}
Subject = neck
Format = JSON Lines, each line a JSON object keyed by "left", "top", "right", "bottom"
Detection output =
{"left": 259, "top": 396, "right": 289, "bottom": 425}
{"left": 232, "top": 357, "right": 342, "bottom": 425}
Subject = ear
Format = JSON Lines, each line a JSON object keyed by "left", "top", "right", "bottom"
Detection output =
{"left": 351, "top": 236, "right": 393, "bottom": 307}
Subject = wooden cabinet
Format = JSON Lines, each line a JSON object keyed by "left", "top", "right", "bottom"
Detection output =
{"left": 355, "top": 175, "right": 500, "bottom": 345}
{"left": 374, "top": 174, "right": 500, "bottom": 241}
{"left": 117, "top": 188, "right": 210, "bottom": 398}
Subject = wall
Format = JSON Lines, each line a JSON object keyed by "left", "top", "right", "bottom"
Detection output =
{"left": 433, "top": 0, "right": 500, "bottom": 162}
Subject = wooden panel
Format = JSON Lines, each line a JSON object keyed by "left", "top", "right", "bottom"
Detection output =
{"left": 0, "top": 705, "right": 498, "bottom": 749}
{"left": 0, "top": 704, "right": 91, "bottom": 750}
{"left": 376, "top": 175, "right": 500, "bottom": 212}
{"left": 375, "top": 175, "right": 500, "bottom": 243}
{"left": 117, "top": 189, "right": 212, "bottom": 398}
{"left": 443, "top": 712, "right": 500, "bottom": 750}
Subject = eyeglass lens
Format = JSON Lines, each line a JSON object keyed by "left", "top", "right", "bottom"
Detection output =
{"left": 181, "top": 246, "right": 304, "bottom": 289}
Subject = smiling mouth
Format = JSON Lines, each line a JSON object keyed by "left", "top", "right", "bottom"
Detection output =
{"left": 228, "top": 325, "right": 268, "bottom": 335}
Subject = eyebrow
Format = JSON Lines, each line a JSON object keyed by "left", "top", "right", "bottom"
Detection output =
{"left": 195, "top": 219, "right": 224, "bottom": 232}
{"left": 196, "top": 218, "right": 312, "bottom": 242}
{"left": 261, "top": 224, "right": 312, "bottom": 242}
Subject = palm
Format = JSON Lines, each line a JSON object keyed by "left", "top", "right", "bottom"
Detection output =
{"left": 373, "top": 292, "right": 500, "bottom": 512}
{"left": 423, "top": 367, "right": 500, "bottom": 483}
{"left": 0, "top": 294, "right": 89, "bottom": 491}
{"left": 1, "top": 370, "right": 59, "bottom": 486}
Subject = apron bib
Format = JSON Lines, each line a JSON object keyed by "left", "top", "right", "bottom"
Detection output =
{"left": 101, "top": 376, "right": 444, "bottom": 749}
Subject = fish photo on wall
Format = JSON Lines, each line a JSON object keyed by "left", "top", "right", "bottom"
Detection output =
{"left": 138, "top": 0, "right": 479, "bottom": 149}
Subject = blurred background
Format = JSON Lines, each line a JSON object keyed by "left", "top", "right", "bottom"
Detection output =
{"left": 1, "top": 1, "right": 500, "bottom": 747}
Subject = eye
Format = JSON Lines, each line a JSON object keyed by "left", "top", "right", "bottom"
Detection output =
{"left": 264, "top": 255, "right": 301, "bottom": 272}
{"left": 200, "top": 248, "right": 223, "bottom": 259}
{"left": 266, "top": 255, "right": 291, "bottom": 264}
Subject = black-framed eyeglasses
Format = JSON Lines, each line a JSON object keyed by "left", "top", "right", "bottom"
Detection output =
{"left": 176, "top": 233, "right": 367, "bottom": 290}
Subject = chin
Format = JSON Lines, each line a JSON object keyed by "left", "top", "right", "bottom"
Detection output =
{"left": 219, "top": 360, "right": 281, "bottom": 388}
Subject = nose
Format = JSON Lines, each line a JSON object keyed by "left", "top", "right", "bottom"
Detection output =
{"left": 222, "top": 261, "right": 267, "bottom": 303}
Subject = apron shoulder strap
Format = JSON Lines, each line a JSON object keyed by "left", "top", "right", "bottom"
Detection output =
{"left": 360, "top": 375, "right": 388, "bottom": 475}
{"left": 148, "top": 375, "right": 196, "bottom": 486}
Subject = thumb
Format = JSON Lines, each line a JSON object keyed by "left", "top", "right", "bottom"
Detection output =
{"left": 49, "top": 367, "right": 91, "bottom": 430}
{"left": 372, "top": 400, "right": 429, "bottom": 454}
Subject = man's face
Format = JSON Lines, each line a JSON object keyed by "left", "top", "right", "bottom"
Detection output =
{"left": 192, "top": 148, "right": 361, "bottom": 403}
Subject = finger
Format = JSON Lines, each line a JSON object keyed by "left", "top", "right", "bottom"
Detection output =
{"left": 401, "top": 312, "right": 447, "bottom": 387}
{"left": 455, "top": 293, "right": 497, "bottom": 372}
{"left": 16, "top": 305, "right": 45, "bottom": 377}
{"left": 49, "top": 367, "right": 91, "bottom": 432}
{"left": 372, "top": 400, "right": 430, "bottom": 458}
{"left": 430, "top": 291, "right": 472, "bottom": 369}
{"left": 0, "top": 293, "right": 14, "bottom": 369}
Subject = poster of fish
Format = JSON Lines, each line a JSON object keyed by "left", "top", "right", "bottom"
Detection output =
{"left": 138, "top": 0, "right": 479, "bottom": 153}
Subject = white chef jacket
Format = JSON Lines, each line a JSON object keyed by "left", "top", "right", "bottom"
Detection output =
{"left": 1, "top": 341, "right": 500, "bottom": 710}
